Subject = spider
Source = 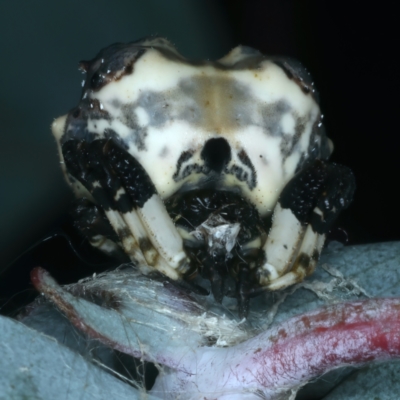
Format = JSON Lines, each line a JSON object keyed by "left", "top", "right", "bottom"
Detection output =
{"left": 52, "top": 37, "right": 355, "bottom": 317}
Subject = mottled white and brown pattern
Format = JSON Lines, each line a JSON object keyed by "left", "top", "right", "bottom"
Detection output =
{"left": 57, "top": 37, "right": 331, "bottom": 215}
{"left": 52, "top": 38, "right": 354, "bottom": 317}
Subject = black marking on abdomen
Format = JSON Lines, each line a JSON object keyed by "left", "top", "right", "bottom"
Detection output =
{"left": 173, "top": 150, "right": 194, "bottom": 181}
{"left": 201, "top": 137, "right": 231, "bottom": 174}
{"left": 237, "top": 149, "right": 257, "bottom": 189}
{"left": 180, "top": 163, "right": 203, "bottom": 180}
{"left": 225, "top": 165, "right": 248, "bottom": 187}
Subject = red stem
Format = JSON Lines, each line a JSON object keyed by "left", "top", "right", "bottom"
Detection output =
{"left": 213, "top": 299, "right": 400, "bottom": 395}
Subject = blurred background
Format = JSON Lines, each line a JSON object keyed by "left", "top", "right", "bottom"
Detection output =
{"left": 1, "top": 0, "right": 399, "bottom": 276}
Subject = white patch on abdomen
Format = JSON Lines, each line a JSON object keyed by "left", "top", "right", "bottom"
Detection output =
{"left": 134, "top": 106, "right": 150, "bottom": 127}
{"left": 280, "top": 112, "right": 295, "bottom": 134}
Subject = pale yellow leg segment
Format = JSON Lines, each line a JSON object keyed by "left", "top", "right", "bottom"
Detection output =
{"left": 258, "top": 203, "right": 326, "bottom": 291}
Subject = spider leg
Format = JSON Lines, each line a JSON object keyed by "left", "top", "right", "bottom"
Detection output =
{"left": 105, "top": 140, "right": 189, "bottom": 274}
{"left": 62, "top": 140, "right": 153, "bottom": 274}
{"left": 70, "top": 198, "right": 128, "bottom": 260}
{"left": 258, "top": 160, "right": 355, "bottom": 290}
{"left": 62, "top": 139, "right": 190, "bottom": 279}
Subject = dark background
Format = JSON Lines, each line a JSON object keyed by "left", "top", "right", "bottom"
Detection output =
{"left": 1, "top": 0, "right": 399, "bottom": 276}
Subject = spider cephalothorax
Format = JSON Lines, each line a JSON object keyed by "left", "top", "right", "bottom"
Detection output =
{"left": 52, "top": 37, "right": 355, "bottom": 317}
